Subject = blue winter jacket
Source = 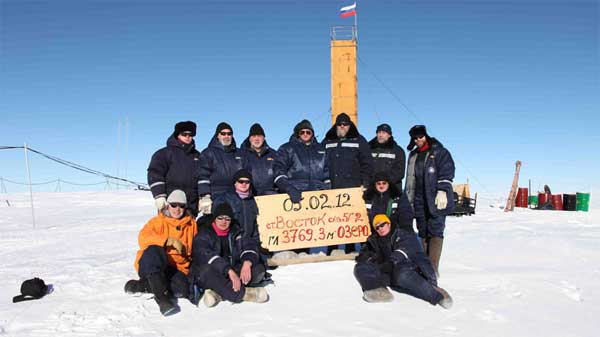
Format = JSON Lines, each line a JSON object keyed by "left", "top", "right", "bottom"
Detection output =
{"left": 405, "top": 138, "right": 455, "bottom": 217}
{"left": 192, "top": 221, "right": 260, "bottom": 277}
{"left": 197, "top": 137, "right": 245, "bottom": 199}
{"left": 240, "top": 138, "right": 278, "bottom": 196}
{"left": 356, "top": 225, "right": 437, "bottom": 285}
{"left": 273, "top": 136, "right": 331, "bottom": 192}
{"left": 323, "top": 123, "right": 374, "bottom": 188}
{"left": 213, "top": 190, "right": 260, "bottom": 242}
{"left": 147, "top": 136, "right": 201, "bottom": 212}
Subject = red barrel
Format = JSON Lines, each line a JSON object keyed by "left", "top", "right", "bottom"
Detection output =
{"left": 516, "top": 187, "right": 529, "bottom": 208}
{"left": 538, "top": 193, "right": 550, "bottom": 206}
{"left": 551, "top": 194, "right": 563, "bottom": 211}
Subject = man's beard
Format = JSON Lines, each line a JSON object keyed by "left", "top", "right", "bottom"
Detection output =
{"left": 337, "top": 129, "right": 348, "bottom": 138}
{"left": 220, "top": 139, "right": 232, "bottom": 147}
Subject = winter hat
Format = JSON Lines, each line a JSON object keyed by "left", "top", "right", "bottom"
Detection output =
{"left": 248, "top": 123, "right": 265, "bottom": 137}
{"left": 167, "top": 190, "right": 187, "bottom": 205}
{"left": 335, "top": 113, "right": 352, "bottom": 125}
{"left": 293, "top": 119, "right": 314, "bottom": 137}
{"left": 376, "top": 123, "right": 392, "bottom": 135}
{"left": 215, "top": 122, "right": 233, "bottom": 136}
{"left": 409, "top": 125, "right": 428, "bottom": 139}
{"left": 373, "top": 171, "right": 391, "bottom": 184}
{"left": 373, "top": 214, "right": 391, "bottom": 228}
{"left": 173, "top": 121, "right": 196, "bottom": 137}
{"left": 233, "top": 169, "right": 253, "bottom": 184}
{"left": 212, "top": 202, "right": 234, "bottom": 221}
{"left": 407, "top": 124, "right": 430, "bottom": 151}
{"left": 13, "top": 277, "right": 50, "bottom": 303}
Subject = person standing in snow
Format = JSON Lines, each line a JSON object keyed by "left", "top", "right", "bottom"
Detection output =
{"left": 147, "top": 121, "right": 201, "bottom": 216}
{"left": 240, "top": 123, "right": 278, "bottom": 196}
{"left": 323, "top": 113, "right": 373, "bottom": 253}
{"left": 125, "top": 190, "right": 198, "bottom": 316}
{"left": 354, "top": 213, "right": 453, "bottom": 308}
{"left": 191, "top": 203, "right": 269, "bottom": 307}
{"left": 369, "top": 123, "right": 406, "bottom": 192}
{"left": 404, "top": 125, "right": 455, "bottom": 277}
{"left": 197, "top": 122, "right": 245, "bottom": 215}
{"left": 272, "top": 119, "right": 330, "bottom": 257}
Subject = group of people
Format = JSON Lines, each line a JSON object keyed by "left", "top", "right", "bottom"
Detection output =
{"left": 127, "top": 114, "right": 456, "bottom": 315}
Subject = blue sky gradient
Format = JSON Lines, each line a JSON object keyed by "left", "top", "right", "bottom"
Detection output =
{"left": 1, "top": 0, "right": 598, "bottom": 197}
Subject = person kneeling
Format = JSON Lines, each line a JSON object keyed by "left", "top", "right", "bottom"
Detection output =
{"left": 125, "top": 190, "right": 198, "bottom": 316}
{"left": 354, "top": 214, "right": 453, "bottom": 309}
{"left": 191, "top": 203, "right": 268, "bottom": 307}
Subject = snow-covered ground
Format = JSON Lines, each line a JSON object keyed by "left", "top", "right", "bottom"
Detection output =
{"left": 1, "top": 191, "right": 598, "bottom": 337}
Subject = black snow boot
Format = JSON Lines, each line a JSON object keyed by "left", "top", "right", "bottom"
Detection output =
{"left": 124, "top": 278, "right": 150, "bottom": 294}
{"left": 147, "top": 273, "right": 180, "bottom": 316}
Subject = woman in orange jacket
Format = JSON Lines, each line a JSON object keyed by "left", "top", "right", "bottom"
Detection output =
{"left": 125, "top": 189, "right": 198, "bottom": 316}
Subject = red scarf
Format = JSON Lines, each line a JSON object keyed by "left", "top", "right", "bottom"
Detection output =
{"left": 211, "top": 221, "right": 231, "bottom": 236}
{"left": 417, "top": 142, "right": 430, "bottom": 153}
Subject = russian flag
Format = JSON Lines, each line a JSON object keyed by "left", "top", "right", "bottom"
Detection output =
{"left": 339, "top": 2, "right": 356, "bottom": 18}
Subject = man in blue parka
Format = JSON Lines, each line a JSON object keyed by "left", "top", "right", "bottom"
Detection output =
{"left": 147, "top": 121, "right": 201, "bottom": 215}
{"left": 197, "top": 122, "right": 245, "bottom": 215}
{"left": 404, "top": 125, "right": 455, "bottom": 277}
{"left": 240, "top": 123, "right": 277, "bottom": 196}
{"left": 273, "top": 119, "right": 330, "bottom": 202}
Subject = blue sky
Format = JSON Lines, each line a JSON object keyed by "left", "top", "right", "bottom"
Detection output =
{"left": 1, "top": 0, "right": 598, "bottom": 198}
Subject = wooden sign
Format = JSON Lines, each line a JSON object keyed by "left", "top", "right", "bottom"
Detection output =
{"left": 255, "top": 187, "right": 371, "bottom": 252}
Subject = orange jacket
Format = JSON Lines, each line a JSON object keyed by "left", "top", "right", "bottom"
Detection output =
{"left": 134, "top": 212, "right": 198, "bottom": 275}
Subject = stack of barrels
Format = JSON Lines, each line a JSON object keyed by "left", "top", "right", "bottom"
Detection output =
{"left": 516, "top": 188, "right": 591, "bottom": 212}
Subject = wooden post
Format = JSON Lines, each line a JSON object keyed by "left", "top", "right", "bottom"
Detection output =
{"left": 268, "top": 253, "right": 358, "bottom": 267}
{"left": 505, "top": 160, "right": 522, "bottom": 212}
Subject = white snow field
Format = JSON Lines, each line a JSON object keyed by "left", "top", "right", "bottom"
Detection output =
{"left": 1, "top": 191, "right": 598, "bottom": 337}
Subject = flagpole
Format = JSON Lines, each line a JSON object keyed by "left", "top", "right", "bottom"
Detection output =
{"left": 354, "top": 1, "right": 358, "bottom": 42}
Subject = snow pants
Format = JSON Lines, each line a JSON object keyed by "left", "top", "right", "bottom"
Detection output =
{"left": 416, "top": 214, "right": 446, "bottom": 239}
{"left": 354, "top": 262, "right": 443, "bottom": 305}
{"left": 137, "top": 245, "right": 192, "bottom": 299}
{"left": 191, "top": 263, "right": 266, "bottom": 303}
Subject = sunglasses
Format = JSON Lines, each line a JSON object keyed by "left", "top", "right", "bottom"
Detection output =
{"left": 374, "top": 222, "right": 388, "bottom": 231}
{"left": 337, "top": 122, "right": 350, "bottom": 127}
{"left": 299, "top": 130, "right": 313, "bottom": 136}
{"left": 180, "top": 132, "right": 194, "bottom": 137}
{"left": 236, "top": 179, "right": 251, "bottom": 185}
{"left": 169, "top": 202, "right": 186, "bottom": 209}
{"left": 219, "top": 131, "right": 233, "bottom": 136}
{"left": 216, "top": 216, "right": 231, "bottom": 221}
{"left": 413, "top": 135, "right": 425, "bottom": 140}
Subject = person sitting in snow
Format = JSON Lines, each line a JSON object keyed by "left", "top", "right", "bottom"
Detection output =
{"left": 354, "top": 213, "right": 453, "bottom": 308}
{"left": 191, "top": 203, "right": 269, "bottom": 307}
{"left": 124, "top": 189, "right": 198, "bottom": 316}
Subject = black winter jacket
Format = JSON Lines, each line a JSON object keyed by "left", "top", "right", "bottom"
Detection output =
{"left": 323, "top": 123, "right": 373, "bottom": 188}
{"left": 405, "top": 138, "right": 455, "bottom": 217}
{"left": 364, "top": 184, "right": 414, "bottom": 232}
{"left": 212, "top": 190, "right": 260, "bottom": 242}
{"left": 369, "top": 137, "right": 406, "bottom": 192}
{"left": 147, "top": 136, "right": 201, "bottom": 212}
{"left": 192, "top": 221, "right": 260, "bottom": 277}
{"left": 273, "top": 136, "right": 330, "bottom": 192}
{"left": 356, "top": 224, "right": 437, "bottom": 285}
{"left": 240, "top": 138, "right": 277, "bottom": 196}
{"left": 197, "top": 137, "right": 245, "bottom": 198}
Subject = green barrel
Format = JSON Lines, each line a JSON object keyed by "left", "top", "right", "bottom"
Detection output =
{"left": 528, "top": 195, "right": 538, "bottom": 207}
{"left": 576, "top": 192, "right": 590, "bottom": 212}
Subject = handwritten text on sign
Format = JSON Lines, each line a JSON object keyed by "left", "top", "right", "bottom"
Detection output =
{"left": 255, "top": 188, "right": 371, "bottom": 251}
